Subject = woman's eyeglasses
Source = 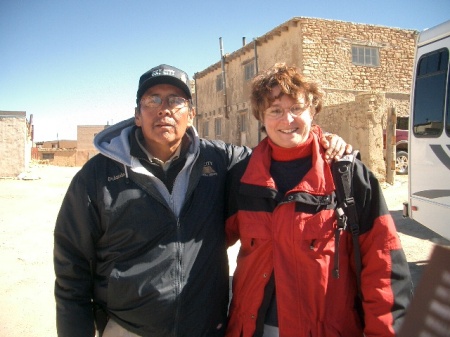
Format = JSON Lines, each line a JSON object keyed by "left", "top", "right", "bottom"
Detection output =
{"left": 264, "top": 102, "right": 311, "bottom": 120}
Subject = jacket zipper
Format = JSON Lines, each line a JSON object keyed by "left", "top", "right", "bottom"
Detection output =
{"left": 174, "top": 217, "right": 182, "bottom": 337}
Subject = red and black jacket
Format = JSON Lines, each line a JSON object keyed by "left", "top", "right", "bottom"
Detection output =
{"left": 225, "top": 134, "right": 412, "bottom": 337}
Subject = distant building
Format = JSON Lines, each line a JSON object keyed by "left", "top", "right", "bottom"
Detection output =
{"left": 39, "top": 139, "right": 77, "bottom": 149}
{"left": 0, "top": 111, "right": 33, "bottom": 177}
{"left": 76, "top": 125, "right": 109, "bottom": 164}
{"left": 34, "top": 139, "right": 77, "bottom": 166}
{"left": 34, "top": 125, "right": 108, "bottom": 167}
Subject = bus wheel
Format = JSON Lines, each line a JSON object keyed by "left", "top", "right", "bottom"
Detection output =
{"left": 396, "top": 151, "right": 408, "bottom": 175}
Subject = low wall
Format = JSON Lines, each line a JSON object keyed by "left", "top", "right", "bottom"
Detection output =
{"left": 315, "top": 93, "right": 389, "bottom": 181}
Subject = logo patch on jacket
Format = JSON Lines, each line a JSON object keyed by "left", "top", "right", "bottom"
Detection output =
{"left": 202, "top": 161, "right": 217, "bottom": 176}
{"left": 108, "top": 172, "right": 126, "bottom": 182}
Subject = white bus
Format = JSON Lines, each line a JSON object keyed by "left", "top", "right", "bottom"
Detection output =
{"left": 404, "top": 20, "right": 450, "bottom": 240}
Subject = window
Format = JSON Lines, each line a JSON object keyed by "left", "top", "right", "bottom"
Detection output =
{"left": 203, "top": 120, "right": 209, "bottom": 137}
{"left": 412, "top": 48, "right": 449, "bottom": 137}
{"left": 42, "top": 153, "right": 54, "bottom": 160}
{"left": 239, "top": 113, "right": 247, "bottom": 132}
{"left": 216, "top": 74, "right": 223, "bottom": 91}
{"left": 397, "top": 116, "right": 409, "bottom": 131}
{"left": 215, "top": 118, "right": 222, "bottom": 136}
{"left": 352, "top": 46, "right": 379, "bottom": 67}
{"left": 244, "top": 62, "right": 255, "bottom": 81}
{"left": 447, "top": 59, "right": 450, "bottom": 136}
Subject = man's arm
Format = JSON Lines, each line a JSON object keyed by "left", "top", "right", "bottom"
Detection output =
{"left": 54, "top": 171, "right": 99, "bottom": 337}
{"left": 321, "top": 132, "right": 353, "bottom": 162}
{"left": 352, "top": 162, "right": 412, "bottom": 336}
{"left": 312, "top": 125, "right": 353, "bottom": 162}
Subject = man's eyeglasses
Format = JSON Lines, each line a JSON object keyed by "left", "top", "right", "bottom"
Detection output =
{"left": 140, "top": 95, "right": 189, "bottom": 110}
{"left": 264, "top": 102, "right": 311, "bottom": 120}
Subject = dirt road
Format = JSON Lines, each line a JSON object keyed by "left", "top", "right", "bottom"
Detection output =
{"left": 0, "top": 165, "right": 80, "bottom": 337}
{"left": 0, "top": 165, "right": 448, "bottom": 337}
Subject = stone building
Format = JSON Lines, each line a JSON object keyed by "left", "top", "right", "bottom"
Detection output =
{"left": 193, "top": 17, "right": 418, "bottom": 179}
{"left": 0, "top": 111, "right": 33, "bottom": 177}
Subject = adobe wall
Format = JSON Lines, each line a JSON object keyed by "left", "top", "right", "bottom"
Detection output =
{"left": 34, "top": 149, "right": 96, "bottom": 167}
{"left": 315, "top": 93, "right": 387, "bottom": 180}
{"left": 76, "top": 150, "right": 99, "bottom": 166}
{"left": 35, "top": 150, "right": 77, "bottom": 167}
{"left": 53, "top": 151, "right": 77, "bottom": 166}
{"left": 77, "top": 125, "right": 107, "bottom": 151}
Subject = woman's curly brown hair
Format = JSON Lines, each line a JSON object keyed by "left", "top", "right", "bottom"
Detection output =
{"left": 250, "top": 63, "right": 325, "bottom": 126}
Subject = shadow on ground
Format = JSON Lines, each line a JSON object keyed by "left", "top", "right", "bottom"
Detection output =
{"left": 392, "top": 210, "right": 450, "bottom": 243}
{"left": 391, "top": 210, "right": 450, "bottom": 290}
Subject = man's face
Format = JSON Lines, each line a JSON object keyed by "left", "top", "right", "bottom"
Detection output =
{"left": 135, "top": 84, "right": 195, "bottom": 155}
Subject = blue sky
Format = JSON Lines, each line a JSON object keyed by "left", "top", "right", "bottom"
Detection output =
{"left": 1, "top": 0, "right": 449, "bottom": 141}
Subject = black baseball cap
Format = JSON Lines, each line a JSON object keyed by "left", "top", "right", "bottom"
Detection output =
{"left": 136, "top": 64, "right": 192, "bottom": 104}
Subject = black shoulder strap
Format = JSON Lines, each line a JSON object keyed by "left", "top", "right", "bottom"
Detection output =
{"left": 331, "top": 151, "right": 362, "bottom": 296}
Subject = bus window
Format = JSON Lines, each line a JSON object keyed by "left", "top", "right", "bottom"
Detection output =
{"left": 413, "top": 48, "right": 449, "bottom": 137}
{"left": 447, "top": 65, "right": 450, "bottom": 136}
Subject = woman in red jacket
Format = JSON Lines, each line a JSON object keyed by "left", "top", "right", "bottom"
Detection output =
{"left": 225, "top": 63, "right": 412, "bottom": 337}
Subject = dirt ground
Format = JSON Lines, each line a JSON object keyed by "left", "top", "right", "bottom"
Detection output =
{"left": 0, "top": 164, "right": 449, "bottom": 337}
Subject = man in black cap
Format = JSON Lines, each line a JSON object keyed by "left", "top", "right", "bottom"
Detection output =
{"left": 53, "top": 64, "right": 350, "bottom": 337}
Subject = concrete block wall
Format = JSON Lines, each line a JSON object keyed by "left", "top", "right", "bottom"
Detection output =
{"left": 0, "top": 113, "right": 30, "bottom": 177}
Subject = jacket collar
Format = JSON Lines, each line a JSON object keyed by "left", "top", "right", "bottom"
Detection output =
{"left": 241, "top": 133, "right": 335, "bottom": 195}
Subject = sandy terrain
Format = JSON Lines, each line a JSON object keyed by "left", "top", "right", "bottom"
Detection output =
{"left": 0, "top": 164, "right": 449, "bottom": 337}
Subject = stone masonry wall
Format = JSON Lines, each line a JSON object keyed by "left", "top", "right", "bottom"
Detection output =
{"left": 301, "top": 18, "right": 416, "bottom": 95}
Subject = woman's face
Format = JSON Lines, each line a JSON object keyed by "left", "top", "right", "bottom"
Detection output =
{"left": 262, "top": 85, "right": 314, "bottom": 148}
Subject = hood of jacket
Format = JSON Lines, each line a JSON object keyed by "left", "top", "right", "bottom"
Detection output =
{"left": 93, "top": 117, "right": 200, "bottom": 169}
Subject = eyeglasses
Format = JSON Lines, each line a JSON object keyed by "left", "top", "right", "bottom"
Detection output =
{"left": 264, "top": 102, "right": 311, "bottom": 120}
{"left": 140, "top": 95, "right": 189, "bottom": 110}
